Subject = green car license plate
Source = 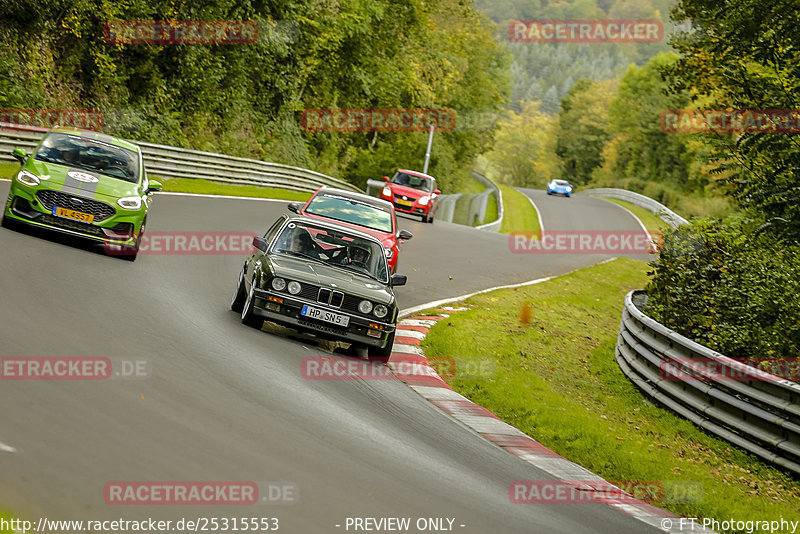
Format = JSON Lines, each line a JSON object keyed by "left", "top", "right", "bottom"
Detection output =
{"left": 301, "top": 305, "right": 350, "bottom": 327}
{"left": 53, "top": 206, "right": 94, "bottom": 223}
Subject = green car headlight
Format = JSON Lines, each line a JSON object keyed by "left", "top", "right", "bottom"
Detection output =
{"left": 117, "top": 196, "right": 142, "bottom": 210}
{"left": 271, "top": 277, "right": 287, "bottom": 291}
{"left": 373, "top": 304, "right": 389, "bottom": 318}
{"left": 16, "top": 170, "right": 40, "bottom": 187}
{"left": 358, "top": 300, "right": 373, "bottom": 314}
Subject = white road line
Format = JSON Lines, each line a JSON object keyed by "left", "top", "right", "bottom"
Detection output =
{"left": 409, "top": 385, "right": 468, "bottom": 401}
{"left": 154, "top": 191, "right": 294, "bottom": 202}
{"left": 514, "top": 186, "right": 545, "bottom": 234}
{"left": 395, "top": 329, "right": 426, "bottom": 340}
{"left": 399, "top": 276, "right": 552, "bottom": 317}
{"left": 0, "top": 441, "right": 18, "bottom": 453}
{"left": 591, "top": 196, "right": 659, "bottom": 253}
{"left": 389, "top": 343, "right": 424, "bottom": 355}
{"left": 399, "top": 257, "right": 619, "bottom": 318}
{"left": 453, "top": 415, "right": 526, "bottom": 436}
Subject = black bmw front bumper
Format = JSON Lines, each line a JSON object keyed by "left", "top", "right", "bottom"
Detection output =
{"left": 251, "top": 288, "right": 396, "bottom": 349}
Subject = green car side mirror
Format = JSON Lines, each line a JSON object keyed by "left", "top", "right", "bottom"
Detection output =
{"left": 11, "top": 148, "right": 27, "bottom": 163}
{"left": 146, "top": 180, "right": 163, "bottom": 194}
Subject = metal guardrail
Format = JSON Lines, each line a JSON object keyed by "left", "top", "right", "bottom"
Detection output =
{"left": 435, "top": 193, "right": 461, "bottom": 223}
{"left": 581, "top": 187, "right": 688, "bottom": 228}
{"left": 0, "top": 123, "right": 361, "bottom": 194}
{"left": 364, "top": 178, "right": 476, "bottom": 226}
{"left": 471, "top": 171, "right": 503, "bottom": 232}
{"left": 616, "top": 290, "right": 800, "bottom": 475}
{"left": 367, "top": 173, "right": 494, "bottom": 227}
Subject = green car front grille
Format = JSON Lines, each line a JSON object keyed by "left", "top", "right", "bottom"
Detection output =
{"left": 35, "top": 190, "right": 116, "bottom": 221}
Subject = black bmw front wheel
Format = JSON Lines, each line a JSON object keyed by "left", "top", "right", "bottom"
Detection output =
{"left": 241, "top": 280, "right": 262, "bottom": 329}
{"left": 231, "top": 267, "right": 247, "bottom": 313}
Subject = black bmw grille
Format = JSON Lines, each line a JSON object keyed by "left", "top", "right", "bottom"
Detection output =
{"left": 289, "top": 282, "right": 372, "bottom": 317}
{"left": 298, "top": 284, "right": 319, "bottom": 301}
{"left": 36, "top": 190, "right": 116, "bottom": 221}
{"left": 317, "top": 287, "right": 344, "bottom": 308}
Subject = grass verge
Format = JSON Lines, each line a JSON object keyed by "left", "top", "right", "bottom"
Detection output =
{"left": 599, "top": 197, "right": 671, "bottom": 234}
{"left": 0, "top": 162, "right": 19, "bottom": 179}
{"left": 482, "top": 189, "right": 498, "bottom": 226}
{"left": 421, "top": 257, "right": 800, "bottom": 532}
{"left": 499, "top": 184, "right": 540, "bottom": 235}
{"left": 150, "top": 176, "right": 310, "bottom": 201}
{"left": 451, "top": 175, "right": 486, "bottom": 226}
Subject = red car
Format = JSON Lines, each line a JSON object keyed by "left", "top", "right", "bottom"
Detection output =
{"left": 288, "top": 187, "right": 412, "bottom": 274}
{"left": 379, "top": 169, "right": 441, "bottom": 223}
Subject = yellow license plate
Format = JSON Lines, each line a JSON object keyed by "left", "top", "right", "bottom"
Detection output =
{"left": 53, "top": 207, "right": 94, "bottom": 224}
{"left": 396, "top": 199, "right": 413, "bottom": 206}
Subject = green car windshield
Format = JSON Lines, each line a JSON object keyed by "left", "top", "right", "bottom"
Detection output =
{"left": 34, "top": 133, "right": 140, "bottom": 183}
{"left": 272, "top": 221, "right": 389, "bottom": 284}
{"left": 304, "top": 194, "right": 394, "bottom": 233}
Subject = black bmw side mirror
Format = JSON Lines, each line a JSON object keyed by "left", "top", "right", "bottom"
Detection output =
{"left": 253, "top": 236, "right": 269, "bottom": 252}
{"left": 287, "top": 203, "right": 300, "bottom": 213}
{"left": 390, "top": 273, "right": 407, "bottom": 287}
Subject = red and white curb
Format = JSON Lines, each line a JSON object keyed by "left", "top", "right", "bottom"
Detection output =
{"left": 386, "top": 306, "right": 714, "bottom": 534}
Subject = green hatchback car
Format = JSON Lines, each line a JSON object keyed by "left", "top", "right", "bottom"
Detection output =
{"left": 2, "top": 127, "right": 161, "bottom": 260}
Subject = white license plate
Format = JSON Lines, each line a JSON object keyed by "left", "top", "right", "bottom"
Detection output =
{"left": 301, "top": 305, "right": 350, "bottom": 327}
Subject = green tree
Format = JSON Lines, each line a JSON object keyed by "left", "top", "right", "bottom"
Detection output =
{"left": 484, "top": 100, "right": 560, "bottom": 186}
{"left": 555, "top": 78, "right": 616, "bottom": 184}
{"left": 598, "top": 52, "right": 693, "bottom": 187}
{"left": 667, "top": 0, "right": 800, "bottom": 241}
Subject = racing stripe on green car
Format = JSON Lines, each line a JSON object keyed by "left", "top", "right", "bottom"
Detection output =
{"left": 62, "top": 169, "right": 101, "bottom": 199}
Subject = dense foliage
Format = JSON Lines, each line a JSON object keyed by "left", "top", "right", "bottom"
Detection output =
{"left": 645, "top": 0, "right": 800, "bottom": 361}
{"left": 665, "top": 0, "right": 800, "bottom": 243}
{"left": 646, "top": 220, "right": 800, "bottom": 360}
{"left": 0, "top": 0, "right": 510, "bottom": 191}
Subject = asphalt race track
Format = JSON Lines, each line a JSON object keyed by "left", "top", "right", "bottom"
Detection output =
{"left": 0, "top": 180, "right": 660, "bottom": 533}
